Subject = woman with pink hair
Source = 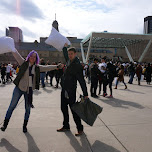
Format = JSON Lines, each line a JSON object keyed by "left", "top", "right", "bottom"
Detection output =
{"left": 1, "top": 49, "right": 61, "bottom": 133}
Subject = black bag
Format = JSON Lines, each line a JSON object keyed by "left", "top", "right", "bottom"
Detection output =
{"left": 71, "top": 96, "right": 103, "bottom": 126}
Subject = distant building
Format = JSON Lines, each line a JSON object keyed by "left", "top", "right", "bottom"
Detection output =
{"left": 144, "top": 16, "right": 152, "bottom": 34}
{"left": 52, "top": 14, "right": 59, "bottom": 32}
{"left": 6, "top": 27, "right": 23, "bottom": 42}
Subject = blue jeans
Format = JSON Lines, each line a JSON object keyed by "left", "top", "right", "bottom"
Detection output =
{"left": 5, "top": 87, "right": 31, "bottom": 120}
{"left": 40, "top": 73, "right": 46, "bottom": 87}
{"left": 128, "top": 72, "right": 135, "bottom": 84}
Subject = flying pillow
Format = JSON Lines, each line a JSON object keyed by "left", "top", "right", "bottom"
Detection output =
{"left": 0, "top": 36, "right": 16, "bottom": 54}
{"left": 45, "top": 27, "right": 71, "bottom": 51}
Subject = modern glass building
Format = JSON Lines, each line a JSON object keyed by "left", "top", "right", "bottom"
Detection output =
{"left": 144, "top": 16, "right": 152, "bottom": 34}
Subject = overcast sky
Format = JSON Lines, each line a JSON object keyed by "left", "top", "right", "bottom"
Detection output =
{"left": 0, "top": 0, "right": 152, "bottom": 42}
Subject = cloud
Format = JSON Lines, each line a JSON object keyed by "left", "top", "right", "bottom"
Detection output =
{"left": 0, "top": 0, "right": 152, "bottom": 42}
{"left": 0, "top": 0, "right": 44, "bottom": 21}
{"left": 21, "top": 27, "right": 37, "bottom": 38}
{"left": 0, "top": 29, "right": 5, "bottom": 37}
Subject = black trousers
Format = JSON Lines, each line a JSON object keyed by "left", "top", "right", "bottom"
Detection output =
{"left": 49, "top": 75, "right": 54, "bottom": 86}
{"left": 103, "top": 76, "right": 108, "bottom": 94}
{"left": 108, "top": 78, "right": 114, "bottom": 95}
{"left": 61, "top": 89, "right": 83, "bottom": 131}
{"left": 1, "top": 75, "right": 6, "bottom": 83}
{"left": 98, "top": 79, "right": 103, "bottom": 95}
{"left": 90, "top": 77, "right": 98, "bottom": 96}
{"left": 6, "top": 73, "right": 12, "bottom": 82}
{"left": 56, "top": 76, "right": 61, "bottom": 87}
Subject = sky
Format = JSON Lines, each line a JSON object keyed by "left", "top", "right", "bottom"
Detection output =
{"left": 0, "top": 0, "right": 152, "bottom": 42}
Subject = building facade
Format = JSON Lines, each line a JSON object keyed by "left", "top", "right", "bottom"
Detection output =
{"left": 144, "top": 16, "right": 152, "bottom": 34}
{"left": 6, "top": 27, "right": 23, "bottom": 43}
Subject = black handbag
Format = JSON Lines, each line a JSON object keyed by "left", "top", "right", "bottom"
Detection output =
{"left": 71, "top": 96, "right": 103, "bottom": 126}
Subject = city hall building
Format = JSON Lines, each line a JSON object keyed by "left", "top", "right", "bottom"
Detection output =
{"left": 0, "top": 16, "right": 152, "bottom": 64}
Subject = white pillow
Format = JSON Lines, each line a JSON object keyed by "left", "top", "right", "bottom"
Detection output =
{"left": 45, "top": 27, "right": 71, "bottom": 51}
{"left": 0, "top": 36, "right": 16, "bottom": 54}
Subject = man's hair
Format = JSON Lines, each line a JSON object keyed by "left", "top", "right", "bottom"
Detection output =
{"left": 94, "top": 58, "right": 98, "bottom": 62}
{"left": 102, "top": 56, "right": 106, "bottom": 61}
{"left": 68, "top": 47, "right": 76, "bottom": 53}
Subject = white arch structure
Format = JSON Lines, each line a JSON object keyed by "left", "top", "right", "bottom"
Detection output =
{"left": 80, "top": 32, "right": 152, "bottom": 63}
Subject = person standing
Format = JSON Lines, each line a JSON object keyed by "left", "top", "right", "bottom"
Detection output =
{"left": 128, "top": 62, "right": 135, "bottom": 84}
{"left": 1, "top": 64, "right": 6, "bottom": 84}
{"left": 90, "top": 58, "right": 101, "bottom": 98}
{"left": 136, "top": 64, "right": 142, "bottom": 85}
{"left": 106, "top": 62, "right": 116, "bottom": 98}
{"left": 146, "top": 63, "right": 152, "bottom": 85}
{"left": 45, "top": 60, "right": 50, "bottom": 83}
{"left": 6, "top": 64, "right": 13, "bottom": 82}
{"left": 98, "top": 57, "right": 107, "bottom": 97}
{"left": 49, "top": 62, "right": 56, "bottom": 86}
{"left": 57, "top": 44, "right": 88, "bottom": 136}
{"left": 40, "top": 58, "right": 46, "bottom": 88}
{"left": 1, "top": 49, "right": 61, "bottom": 133}
{"left": 55, "top": 61, "right": 63, "bottom": 88}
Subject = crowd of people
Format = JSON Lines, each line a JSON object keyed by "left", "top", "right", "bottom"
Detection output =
{"left": 0, "top": 61, "right": 64, "bottom": 88}
{"left": 0, "top": 47, "right": 152, "bottom": 136}
{"left": 82, "top": 58, "right": 152, "bottom": 98}
{"left": 1, "top": 57, "right": 152, "bottom": 99}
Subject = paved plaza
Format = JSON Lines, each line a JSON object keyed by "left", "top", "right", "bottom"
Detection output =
{"left": 0, "top": 77, "right": 152, "bottom": 152}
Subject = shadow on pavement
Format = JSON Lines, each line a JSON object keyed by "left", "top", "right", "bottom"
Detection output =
{"left": 0, "top": 138, "right": 22, "bottom": 152}
{"left": 65, "top": 131, "right": 121, "bottom": 152}
{"left": 100, "top": 97, "right": 144, "bottom": 109}
{"left": 65, "top": 131, "right": 90, "bottom": 152}
{"left": 33, "top": 90, "right": 42, "bottom": 96}
{"left": 92, "top": 140, "right": 121, "bottom": 152}
{"left": 0, "top": 85, "right": 6, "bottom": 87}
{"left": 118, "top": 88, "right": 145, "bottom": 94}
{"left": 139, "top": 84, "right": 152, "bottom": 88}
{"left": 43, "top": 88, "right": 53, "bottom": 93}
{"left": 25, "top": 132, "right": 40, "bottom": 152}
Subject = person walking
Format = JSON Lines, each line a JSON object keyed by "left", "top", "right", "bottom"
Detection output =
{"left": 115, "top": 65, "right": 127, "bottom": 89}
{"left": 128, "top": 62, "right": 135, "bottom": 84}
{"left": 1, "top": 49, "right": 61, "bottom": 133}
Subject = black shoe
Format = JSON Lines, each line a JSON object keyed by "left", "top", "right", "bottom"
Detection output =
{"left": 103, "top": 93, "right": 108, "bottom": 97}
{"left": 1, "top": 119, "right": 9, "bottom": 132}
{"left": 94, "top": 95, "right": 99, "bottom": 98}
{"left": 30, "top": 104, "right": 35, "bottom": 108}
{"left": 54, "top": 85, "right": 58, "bottom": 88}
{"left": 75, "top": 131, "right": 84, "bottom": 136}
{"left": 23, "top": 126, "right": 27, "bottom": 133}
{"left": 57, "top": 127, "right": 70, "bottom": 132}
{"left": 23, "top": 120, "right": 28, "bottom": 133}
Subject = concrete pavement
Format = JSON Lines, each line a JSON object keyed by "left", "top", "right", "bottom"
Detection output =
{"left": 0, "top": 77, "right": 152, "bottom": 152}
